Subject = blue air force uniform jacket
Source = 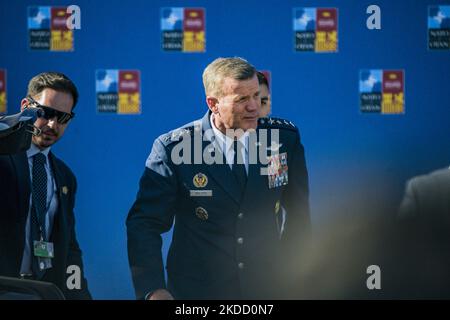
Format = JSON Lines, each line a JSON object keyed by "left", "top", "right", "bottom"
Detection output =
{"left": 126, "top": 111, "right": 310, "bottom": 299}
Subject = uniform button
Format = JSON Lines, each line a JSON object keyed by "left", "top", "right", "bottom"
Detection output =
{"left": 238, "top": 212, "right": 244, "bottom": 219}
{"left": 238, "top": 262, "right": 244, "bottom": 269}
{"left": 237, "top": 237, "right": 244, "bottom": 245}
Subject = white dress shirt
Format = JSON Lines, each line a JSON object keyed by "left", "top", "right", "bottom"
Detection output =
{"left": 210, "top": 113, "right": 249, "bottom": 174}
{"left": 20, "top": 144, "right": 58, "bottom": 275}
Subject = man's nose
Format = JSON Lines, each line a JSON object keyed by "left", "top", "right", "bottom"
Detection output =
{"left": 247, "top": 97, "right": 259, "bottom": 111}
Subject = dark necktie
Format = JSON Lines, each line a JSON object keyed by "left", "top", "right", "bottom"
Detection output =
{"left": 32, "top": 153, "right": 48, "bottom": 240}
{"left": 232, "top": 140, "right": 247, "bottom": 192}
{"left": 31, "top": 152, "right": 47, "bottom": 278}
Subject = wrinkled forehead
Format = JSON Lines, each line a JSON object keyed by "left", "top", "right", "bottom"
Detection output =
{"left": 221, "top": 75, "right": 259, "bottom": 96}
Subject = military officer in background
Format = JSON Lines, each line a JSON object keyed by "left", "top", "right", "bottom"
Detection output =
{"left": 126, "top": 57, "right": 311, "bottom": 300}
{"left": 257, "top": 71, "right": 271, "bottom": 117}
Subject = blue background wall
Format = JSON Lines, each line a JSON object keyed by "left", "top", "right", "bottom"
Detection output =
{"left": 1, "top": 0, "right": 449, "bottom": 299}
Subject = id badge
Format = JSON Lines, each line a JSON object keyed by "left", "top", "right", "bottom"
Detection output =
{"left": 33, "top": 240, "right": 54, "bottom": 259}
{"left": 37, "top": 257, "right": 52, "bottom": 271}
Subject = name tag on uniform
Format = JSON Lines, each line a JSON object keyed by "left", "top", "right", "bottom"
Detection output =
{"left": 190, "top": 190, "right": 213, "bottom": 197}
{"left": 33, "top": 240, "right": 54, "bottom": 259}
{"left": 267, "top": 152, "right": 289, "bottom": 189}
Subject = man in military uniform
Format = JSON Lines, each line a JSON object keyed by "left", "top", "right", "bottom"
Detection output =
{"left": 126, "top": 57, "right": 310, "bottom": 300}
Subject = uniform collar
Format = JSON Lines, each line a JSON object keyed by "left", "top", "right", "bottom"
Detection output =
{"left": 210, "top": 113, "right": 248, "bottom": 155}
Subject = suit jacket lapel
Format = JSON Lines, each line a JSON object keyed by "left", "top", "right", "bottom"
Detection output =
{"left": 48, "top": 153, "right": 69, "bottom": 245}
{"left": 200, "top": 111, "right": 242, "bottom": 204}
{"left": 11, "top": 152, "right": 31, "bottom": 225}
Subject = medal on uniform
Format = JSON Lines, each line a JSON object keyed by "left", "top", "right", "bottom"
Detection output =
{"left": 267, "top": 152, "right": 288, "bottom": 189}
{"left": 190, "top": 173, "right": 213, "bottom": 197}
{"left": 193, "top": 173, "right": 208, "bottom": 188}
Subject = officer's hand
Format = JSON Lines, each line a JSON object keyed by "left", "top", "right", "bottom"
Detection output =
{"left": 147, "top": 289, "right": 174, "bottom": 300}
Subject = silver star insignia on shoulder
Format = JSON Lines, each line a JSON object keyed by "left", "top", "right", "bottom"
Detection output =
{"left": 171, "top": 129, "right": 189, "bottom": 141}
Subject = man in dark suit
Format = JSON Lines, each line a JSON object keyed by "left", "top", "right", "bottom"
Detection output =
{"left": 127, "top": 57, "right": 310, "bottom": 300}
{"left": 395, "top": 167, "right": 450, "bottom": 298}
{"left": 0, "top": 72, "right": 91, "bottom": 299}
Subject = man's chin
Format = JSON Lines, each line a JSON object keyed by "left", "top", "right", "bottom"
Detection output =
{"left": 243, "top": 119, "right": 258, "bottom": 130}
{"left": 32, "top": 136, "right": 57, "bottom": 149}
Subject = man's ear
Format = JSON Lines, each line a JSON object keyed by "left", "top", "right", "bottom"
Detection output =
{"left": 206, "top": 96, "right": 219, "bottom": 114}
{"left": 20, "top": 98, "right": 29, "bottom": 112}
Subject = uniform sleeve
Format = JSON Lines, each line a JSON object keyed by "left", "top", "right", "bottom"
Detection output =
{"left": 126, "top": 137, "right": 178, "bottom": 299}
{"left": 281, "top": 130, "right": 311, "bottom": 268}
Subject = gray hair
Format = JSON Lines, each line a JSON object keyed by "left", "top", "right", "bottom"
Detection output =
{"left": 202, "top": 57, "right": 256, "bottom": 97}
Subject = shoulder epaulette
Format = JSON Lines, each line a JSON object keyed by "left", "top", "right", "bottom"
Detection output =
{"left": 258, "top": 117, "right": 297, "bottom": 131}
{"left": 161, "top": 126, "right": 196, "bottom": 145}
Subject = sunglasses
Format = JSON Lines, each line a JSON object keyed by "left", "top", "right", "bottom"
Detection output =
{"left": 26, "top": 96, "right": 75, "bottom": 125}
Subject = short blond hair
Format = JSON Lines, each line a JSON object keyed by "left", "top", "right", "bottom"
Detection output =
{"left": 202, "top": 57, "right": 256, "bottom": 97}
